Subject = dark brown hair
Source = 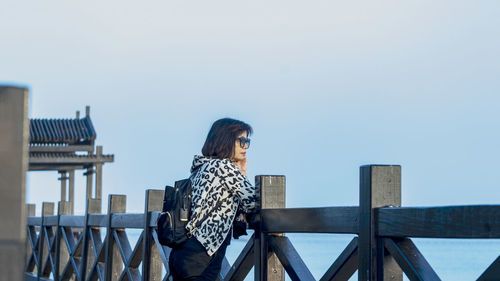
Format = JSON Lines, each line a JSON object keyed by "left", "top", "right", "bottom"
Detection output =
{"left": 202, "top": 118, "right": 253, "bottom": 159}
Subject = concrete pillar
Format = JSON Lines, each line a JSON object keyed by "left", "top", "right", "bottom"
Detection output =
{"left": 59, "top": 171, "right": 68, "bottom": 201}
{"left": 68, "top": 170, "right": 75, "bottom": 214}
{"left": 0, "top": 86, "right": 29, "bottom": 281}
{"left": 85, "top": 167, "right": 94, "bottom": 199}
{"left": 95, "top": 146, "right": 103, "bottom": 200}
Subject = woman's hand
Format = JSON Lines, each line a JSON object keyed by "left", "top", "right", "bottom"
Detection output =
{"left": 234, "top": 158, "right": 247, "bottom": 177}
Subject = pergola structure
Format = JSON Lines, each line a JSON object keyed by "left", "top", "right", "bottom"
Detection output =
{"left": 28, "top": 106, "right": 114, "bottom": 213}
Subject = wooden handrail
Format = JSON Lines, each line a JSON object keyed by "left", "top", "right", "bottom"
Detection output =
{"left": 24, "top": 168, "right": 500, "bottom": 281}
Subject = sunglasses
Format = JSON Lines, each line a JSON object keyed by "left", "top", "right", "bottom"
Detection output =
{"left": 236, "top": 137, "right": 251, "bottom": 148}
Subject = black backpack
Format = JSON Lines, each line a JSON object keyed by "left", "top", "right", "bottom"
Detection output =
{"left": 157, "top": 170, "right": 199, "bottom": 248}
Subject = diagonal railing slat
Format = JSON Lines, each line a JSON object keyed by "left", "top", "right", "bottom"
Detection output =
{"left": 223, "top": 234, "right": 255, "bottom": 281}
{"left": 268, "top": 235, "right": 316, "bottom": 281}
{"left": 319, "top": 237, "right": 358, "bottom": 281}
{"left": 477, "top": 255, "right": 500, "bottom": 281}
{"left": 151, "top": 229, "right": 171, "bottom": 270}
{"left": 383, "top": 238, "right": 440, "bottom": 281}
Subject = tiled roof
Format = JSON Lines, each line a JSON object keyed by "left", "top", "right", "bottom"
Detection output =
{"left": 30, "top": 117, "right": 96, "bottom": 145}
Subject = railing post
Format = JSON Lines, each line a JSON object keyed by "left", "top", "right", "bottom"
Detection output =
{"left": 143, "top": 189, "right": 164, "bottom": 281}
{"left": 105, "top": 195, "right": 126, "bottom": 281}
{"left": 39, "top": 202, "right": 54, "bottom": 279}
{"left": 254, "top": 175, "right": 286, "bottom": 281}
{"left": 55, "top": 201, "right": 72, "bottom": 280}
{"left": 26, "top": 203, "right": 36, "bottom": 269}
{"left": 359, "top": 165, "right": 402, "bottom": 281}
{"left": 81, "top": 198, "right": 101, "bottom": 281}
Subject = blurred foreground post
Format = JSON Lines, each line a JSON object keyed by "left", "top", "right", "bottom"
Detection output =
{"left": 0, "top": 86, "right": 29, "bottom": 281}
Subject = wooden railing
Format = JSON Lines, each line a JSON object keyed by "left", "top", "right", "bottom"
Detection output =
{"left": 25, "top": 165, "right": 500, "bottom": 281}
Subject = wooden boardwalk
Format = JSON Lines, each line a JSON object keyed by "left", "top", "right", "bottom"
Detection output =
{"left": 25, "top": 166, "right": 500, "bottom": 281}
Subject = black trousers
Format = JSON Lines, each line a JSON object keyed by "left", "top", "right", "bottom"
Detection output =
{"left": 168, "top": 234, "right": 230, "bottom": 281}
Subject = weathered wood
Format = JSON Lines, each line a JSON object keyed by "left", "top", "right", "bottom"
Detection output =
{"left": 38, "top": 202, "right": 54, "bottom": 280}
{"left": 27, "top": 204, "right": 36, "bottom": 216}
{"left": 27, "top": 217, "right": 42, "bottom": 226}
{"left": 87, "top": 213, "right": 108, "bottom": 227}
{"left": 478, "top": 255, "right": 500, "bottom": 281}
{"left": 55, "top": 201, "right": 72, "bottom": 280}
{"left": 377, "top": 206, "right": 500, "bottom": 238}
{"left": 25, "top": 204, "right": 37, "bottom": 272}
{"left": 151, "top": 229, "right": 172, "bottom": 271}
{"left": 255, "top": 175, "right": 286, "bottom": 281}
{"left": 60, "top": 225, "right": 82, "bottom": 280}
{"left": 81, "top": 199, "right": 101, "bottom": 281}
{"left": 359, "top": 165, "right": 402, "bottom": 281}
{"left": 267, "top": 235, "right": 315, "bottom": 281}
{"left": 223, "top": 235, "right": 255, "bottom": 281}
{"left": 43, "top": 215, "right": 58, "bottom": 226}
{"left": 86, "top": 227, "right": 106, "bottom": 281}
{"left": 105, "top": 195, "right": 126, "bottom": 281}
{"left": 383, "top": 238, "right": 440, "bottom": 281}
{"left": 149, "top": 211, "right": 161, "bottom": 227}
{"left": 320, "top": 237, "right": 358, "bottom": 281}
{"left": 144, "top": 189, "right": 164, "bottom": 281}
{"left": 111, "top": 213, "right": 144, "bottom": 228}
{"left": 261, "top": 207, "right": 358, "bottom": 234}
{"left": 59, "top": 215, "right": 85, "bottom": 227}
{"left": 113, "top": 230, "right": 134, "bottom": 279}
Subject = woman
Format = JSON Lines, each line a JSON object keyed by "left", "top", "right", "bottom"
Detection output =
{"left": 169, "top": 118, "right": 257, "bottom": 281}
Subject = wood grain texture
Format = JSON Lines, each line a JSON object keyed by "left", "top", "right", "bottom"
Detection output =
{"left": 377, "top": 205, "right": 500, "bottom": 238}
{"left": 268, "top": 235, "right": 315, "bottom": 281}
{"left": 383, "top": 238, "right": 440, "bottom": 281}
{"left": 261, "top": 207, "right": 359, "bottom": 234}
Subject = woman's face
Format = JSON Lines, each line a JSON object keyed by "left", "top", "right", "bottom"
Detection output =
{"left": 233, "top": 131, "right": 249, "bottom": 162}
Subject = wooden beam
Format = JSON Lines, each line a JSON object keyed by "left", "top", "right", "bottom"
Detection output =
{"left": 223, "top": 235, "right": 255, "bottom": 281}
{"left": 377, "top": 205, "right": 500, "bottom": 238}
{"left": 383, "top": 238, "right": 440, "bottom": 281}
{"left": 261, "top": 207, "right": 358, "bottom": 234}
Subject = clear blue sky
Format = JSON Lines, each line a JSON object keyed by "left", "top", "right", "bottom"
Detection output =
{"left": 1, "top": 1, "right": 499, "bottom": 214}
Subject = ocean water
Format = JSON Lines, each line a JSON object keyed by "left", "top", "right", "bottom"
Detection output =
{"left": 118, "top": 229, "right": 499, "bottom": 280}
{"left": 224, "top": 231, "right": 500, "bottom": 281}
